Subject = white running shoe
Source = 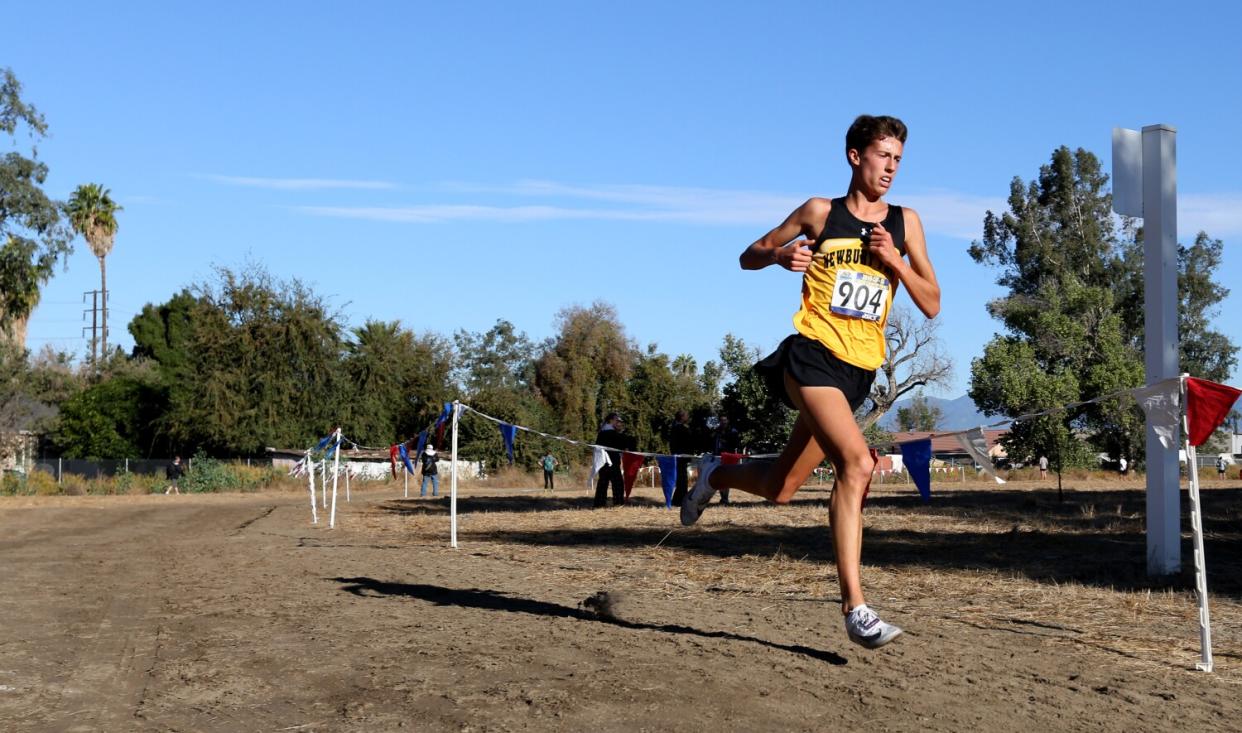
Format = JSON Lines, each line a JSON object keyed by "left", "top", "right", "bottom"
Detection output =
{"left": 680, "top": 456, "right": 720, "bottom": 526}
{"left": 844, "top": 604, "right": 903, "bottom": 649}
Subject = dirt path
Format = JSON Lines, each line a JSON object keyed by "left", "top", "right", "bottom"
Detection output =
{"left": 1, "top": 488, "right": 1238, "bottom": 731}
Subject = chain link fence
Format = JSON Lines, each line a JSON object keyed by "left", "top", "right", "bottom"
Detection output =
{"left": 28, "top": 457, "right": 272, "bottom": 483}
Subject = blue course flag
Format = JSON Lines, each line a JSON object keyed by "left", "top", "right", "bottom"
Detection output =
{"left": 399, "top": 443, "right": 416, "bottom": 475}
{"left": 316, "top": 433, "right": 333, "bottom": 451}
{"left": 414, "top": 430, "right": 427, "bottom": 460}
{"left": 656, "top": 455, "right": 678, "bottom": 508}
{"left": 499, "top": 423, "right": 517, "bottom": 464}
{"left": 435, "top": 402, "right": 453, "bottom": 428}
{"left": 899, "top": 439, "right": 933, "bottom": 502}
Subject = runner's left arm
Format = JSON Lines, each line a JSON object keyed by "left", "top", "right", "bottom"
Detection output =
{"left": 868, "top": 208, "right": 939, "bottom": 319}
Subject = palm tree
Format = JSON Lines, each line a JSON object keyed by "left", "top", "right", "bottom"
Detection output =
{"left": 66, "top": 184, "right": 122, "bottom": 366}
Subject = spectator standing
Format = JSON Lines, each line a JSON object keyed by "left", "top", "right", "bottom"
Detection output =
{"left": 1038, "top": 455, "right": 1048, "bottom": 481}
{"left": 593, "top": 413, "right": 628, "bottom": 508}
{"left": 668, "top": 410, "right": 695, "bottom": 506}
{"left": 165, "top": 456, "right": 184, "bottom": 495}
{"left": 421, "top": 445, "right": 440, "bottom": 497}
{"left": 542, "top": 452, "right": 558, "bottom": 491}
{"left": 1218, "top": 456, "right": 1228, "bottom": 480}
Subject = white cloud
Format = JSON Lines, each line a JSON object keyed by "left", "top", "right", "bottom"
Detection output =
{"left": 290, "top": 180, "right": 1242, "bottom": 242}
{"left": 296, "top": 203, "right": 778, "bottom": 224}
{"left": 205, "top": 175, "right": 397, "bottom": 191}
{"left": 1181, "top": 193, "right": 1242, "bottom": 238}
{"left": 898, "top": 191, "right": 1008, "bottom": 241}
{"left": 298, "top": 180, "right": 1003, "bottom": 238}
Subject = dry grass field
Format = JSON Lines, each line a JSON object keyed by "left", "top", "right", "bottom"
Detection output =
{"left": 1, "top": 476, "right": 1239, "bottom": 731}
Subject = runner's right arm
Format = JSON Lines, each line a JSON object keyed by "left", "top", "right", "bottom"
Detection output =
{"left": 739, "top": 198, "right": 830, "bottom": 272}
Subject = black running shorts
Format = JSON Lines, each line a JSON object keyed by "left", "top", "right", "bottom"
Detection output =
{"left": 754, "top": 334, "right": 876, "bottom": 412}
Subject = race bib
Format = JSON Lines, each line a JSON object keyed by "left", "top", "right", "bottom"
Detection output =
{"left": 830, "top": 270, "right": 889, "bottom": 321}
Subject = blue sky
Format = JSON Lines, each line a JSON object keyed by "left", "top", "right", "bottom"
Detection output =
{"left": 7, "top": 1, "right": 1242, "bottom": 398}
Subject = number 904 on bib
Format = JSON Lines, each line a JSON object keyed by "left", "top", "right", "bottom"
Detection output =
{"left": 830, "top": 270, "right": 890, "bottom": 322}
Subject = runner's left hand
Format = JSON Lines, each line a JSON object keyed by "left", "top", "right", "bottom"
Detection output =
{"left": 867, "top": 223, "right": 903, "bottom": 270}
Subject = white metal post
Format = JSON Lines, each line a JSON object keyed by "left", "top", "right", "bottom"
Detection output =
{"left": 306, "top": 452, "right": 318, "bottom": 525}
{"left": 1114, "top": 124, "right": 1181, "bottom": 575}
{"left": 451, "top": 401, "right": 460, "bottom": 549}
{"left": 329, "top": 429, "right": 341, "bottom": 529}
{"left": 1143, "top": 125, "right": 1181, "bottom": 575}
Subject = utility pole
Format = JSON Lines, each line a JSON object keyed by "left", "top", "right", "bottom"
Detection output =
{"left": 101, "top": 285, "right": 108, "bottom": 359}
{"left": 82, "top": 289, "right": 100, "bottom": 370}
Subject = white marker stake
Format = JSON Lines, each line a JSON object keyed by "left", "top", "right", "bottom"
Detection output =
{"left": 451, "top": 401, "right": 460, "bottom": 549}
{"left": 345, "top": 464, "right": 351, "bottom": 502}
{"left": 403, "top": 460, "right": 409, "bottom": 498}
{"left": 1181, "top": 377, "right": 1214, "bottom": 672}
{"left": 306, "top": 453, "right": 318, "bottom": 525}
{"left": 321, "top": 459, "right": 328, "bottom": 509}
{"left": 329, "top": 430, "right": 341, "bottom": 529}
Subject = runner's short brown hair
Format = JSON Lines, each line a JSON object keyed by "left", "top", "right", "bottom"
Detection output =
{"left": 846, "top": 115, "right": 907, "bottom": 153}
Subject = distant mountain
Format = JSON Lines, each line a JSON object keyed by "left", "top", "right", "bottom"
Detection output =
{"left": 876, "top": 394, "right": 992, "bottom": 432}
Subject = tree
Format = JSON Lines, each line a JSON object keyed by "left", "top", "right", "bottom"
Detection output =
{"left": 1174, "top": 232, "right": 1238, "bottom": 383}
{"left": 0, "top": 341, "right": 27, "bottom": 432}
{"left": 66, "top": 183, "right": 122, "bottom": 367}
{"left": 717, "top": 334, "right": 794, "bottom": 453}
{"left": 970, "top": 146, "right": 1237, "bottom": 467}
{"left": 969, "top": 147, "right": 1142, "bottom": 466}
{"left": 895, "top": 392, "right": 943, "bottom": 432}
{"left": 533, "top": 302, "right": 636, "bottom": 441}
{"left": 454, "top": 319, "right": 541, "bottom": 468}
{"left": 344, "top": 320, "right": 455, "bottom": 448}
{"left": 49, "top": 360, "right": 165, "bottom": 459}
{"left": 0, "top": 68, "right": 72, "bottom": 346}
{"left": 166, "top": 265, "right": 346, "bottom": 455}
{"left": 626, "top": 345, "right": 688, "bottom": 453}
{"left": 858, "top": 306, "right": 952, "bottom": 430}
{"left": 129, "top": 289, "right": 197, "bottom": 376}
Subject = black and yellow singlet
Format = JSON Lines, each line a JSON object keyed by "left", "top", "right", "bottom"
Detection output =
{"left": 792, "top": 197, "right": 906, "bottom": 371}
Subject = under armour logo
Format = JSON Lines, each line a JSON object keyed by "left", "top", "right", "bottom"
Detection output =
{"left": 861, "top": 226, "right": 872, "bottom": 239}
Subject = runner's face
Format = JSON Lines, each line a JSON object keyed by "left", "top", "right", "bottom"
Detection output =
{"left": 850, "top": 136, "right": 903, "bottom": 197}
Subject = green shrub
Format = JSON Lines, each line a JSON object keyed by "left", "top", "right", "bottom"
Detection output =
{"left": 0, "top": 470, "right": 23, "bottom": 495}
{"left": 180, "top": 452, "right": 241, "bottom": 493}
{"left": 179, "top": 452, "right": 282, "bottom": 493}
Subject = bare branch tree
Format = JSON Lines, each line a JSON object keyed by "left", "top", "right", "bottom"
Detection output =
{"left": 857, "top": 307, "right": 953, "bottom": 430}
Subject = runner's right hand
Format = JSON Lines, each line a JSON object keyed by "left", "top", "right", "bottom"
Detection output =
{"left": 776, "top": 240, "right": 814, "bottom": 272}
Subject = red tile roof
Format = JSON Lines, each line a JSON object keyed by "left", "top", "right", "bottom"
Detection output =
{"left": 880, "top": 429, "right": 1009, "bottom": 457}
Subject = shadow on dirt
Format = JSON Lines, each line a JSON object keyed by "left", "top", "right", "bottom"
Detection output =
{"left": 454, "top": 488, "right": 1242, "bottom": 598}
{"left": 332, "top": 576, "right": 848, "bottom": 665}
{"left": 377, "top": 494, "right": 669, "bottom": 516}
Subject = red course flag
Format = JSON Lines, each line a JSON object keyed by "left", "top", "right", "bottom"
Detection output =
{"left": 621, "top": 452, "right": 645, "bottom": 498}
{"left": 1186, "top": 377, "right": 1242, "bottom": 447}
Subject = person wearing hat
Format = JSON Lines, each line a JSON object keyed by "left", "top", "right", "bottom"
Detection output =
{"left": 420, "top": 444, "right": 440, "bottom": 497}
